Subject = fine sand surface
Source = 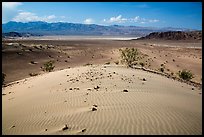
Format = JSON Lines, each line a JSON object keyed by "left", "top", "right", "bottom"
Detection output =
{"left": 2, "top": 65, "right": 202, "bottom": 135}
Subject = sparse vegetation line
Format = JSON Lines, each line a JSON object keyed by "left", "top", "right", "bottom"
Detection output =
{"left": 132, "top": 65, "right": 201, "bottom": 89}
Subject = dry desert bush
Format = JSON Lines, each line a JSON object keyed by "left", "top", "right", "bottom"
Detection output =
{"left": 119, "top": 48, "right": 139, "bottom": 67}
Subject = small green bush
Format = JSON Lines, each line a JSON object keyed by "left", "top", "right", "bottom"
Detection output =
{"left": 2, "top": 73, "right": 6, "bottom": 85}
{"left": 178, "top": 69, "right": 194, "bottom": 81}
{"left": 43, "top": 61, "right": 55, "bottom": 72}
{"left": 119, "top": 48, "right": 139, "bottom": 67}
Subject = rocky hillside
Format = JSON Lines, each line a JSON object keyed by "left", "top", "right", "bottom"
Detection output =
{"left": 137, "top": 31, "right": 202, "bottom": 40}
{"left": 2, "top": 21, "right": 196, "bottom": 37}
{"left": 2, "top": 32, "right": 42, "bottom": 38}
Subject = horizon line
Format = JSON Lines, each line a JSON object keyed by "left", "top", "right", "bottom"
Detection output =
{"left": 2, "top": 21, "right": 200, "bottom": 31}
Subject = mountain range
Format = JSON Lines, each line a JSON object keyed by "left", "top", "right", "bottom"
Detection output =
{"left": 2, "top": 21, "right": 197, "bottom": 37}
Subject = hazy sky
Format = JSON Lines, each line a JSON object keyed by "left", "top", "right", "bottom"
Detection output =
{"left": 2, "top": 2, "right": 202, "bottom": 30}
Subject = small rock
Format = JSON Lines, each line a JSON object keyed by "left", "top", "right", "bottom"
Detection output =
{"left": 199, "top": 92, "right": 202, "bottom": 94}
{"left": 2, "top": 93, "right": 6, "bottom": 96}
{"left": 69, "top": 88, "right": 72, "bottom": 90}
{"left": 94, "top": 86, "right": 100, "bottom": 90}
{"left": 142, "top": 78, "right": 146, "bottom": 81}
{"left": 93, "top": 104, "right": 98, "bottom": 107}
{"left": 82, "top": 128, "right": 86, "bottom": 132}
{"left": 45, "top": 129, "right": 48, "bottom": 131}
{"left": 123, "top": 89, "right": 128, "bottom": 92}
{"left": 11, "top": 125, "right": 15, "bottom": 128}
{"left": 192, "top": 87, "right": 194, "bottom": 90}
{"left": 92, "top": 107, "right": 97, "bottom": 111}
{"left": 62, "top": 124, "right": 69, "bottom": 131}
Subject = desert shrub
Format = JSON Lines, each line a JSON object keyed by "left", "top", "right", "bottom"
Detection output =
{"left": 119, "top": 48, "right": 139, "bottom": 67}
{"left": 43, "top": 60, "right": 55, "bottom": 72}
{"left": 2, "top": 73, "right": 6, "bottom": 85}
{"left": 178, "top": 69, "right": 194, "bottom": 81}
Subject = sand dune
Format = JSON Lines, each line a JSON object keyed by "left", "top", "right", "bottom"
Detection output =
{"left": 2, "top": 65, "right": 202, "bottom": 135}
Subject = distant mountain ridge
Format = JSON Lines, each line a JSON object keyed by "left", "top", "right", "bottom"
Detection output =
{"left": 2, "top": 21, "right": 197, "bottom": 36}
{"left": 137, "top": 31, "right": 202, "bottom": 40}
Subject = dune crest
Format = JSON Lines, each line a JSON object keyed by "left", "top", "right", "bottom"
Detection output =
{"left": 2, "top": 65, "right": 202, "bottom": 135}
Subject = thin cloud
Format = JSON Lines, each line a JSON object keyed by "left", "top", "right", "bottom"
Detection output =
{"left": 136, "top": 4, "right": 149, "bottom": 8}
{"left": 149, "top": 19, "right": 159, "bottom": 23}
{"left": 104, "top": 15, "right": 159, "bottom": 24}
{"left": 2, "top": 2, "right": 22, "bottom": 9}
{"left": 104, "top": 15, "right": 128, "bottom": 23}
{"left": 2, "top": 2, "right": 23, "bottom": 23}
{"left": 84, "top": 18, "right": 94, "bottom": 24}
{"left": 12, "top": 11, "right": 57, "bottom": 22}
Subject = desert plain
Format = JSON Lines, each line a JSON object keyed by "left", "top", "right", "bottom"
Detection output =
{"left": 2, "top": 37, "right": 202, "bottom": 135}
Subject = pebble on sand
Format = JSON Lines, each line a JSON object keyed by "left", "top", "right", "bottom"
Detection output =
{"left": 62, "top": 124, "right": 69, "bottom": 131}
{"left": 10, "top": 125, "right": 15, "bottom": 129}
{"left": 92, "top": 107, "right": 97, "bottom": 111}
{"left": 94, "top": 86, "right": 100, "bottom": 90}
{"left": 93, "top": 104, "right": 98, "bottom": 107}
{"left": 123, "top": 89, "right": 128, "bottom": 92}
{"left": 82, "top": 128, "right": 86, "bottom": 132}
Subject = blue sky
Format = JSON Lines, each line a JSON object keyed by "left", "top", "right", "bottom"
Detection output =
{"left": 2, "top": 2, "right": 202, "bottom": 30}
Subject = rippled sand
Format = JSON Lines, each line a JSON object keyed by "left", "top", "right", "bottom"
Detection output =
{"left": 2, "top": 65, "right": 202, "bottom": 135}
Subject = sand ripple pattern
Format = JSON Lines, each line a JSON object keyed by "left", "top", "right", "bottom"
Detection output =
{"left": 2, "top": 65, "right": 202, "bottom": 135}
